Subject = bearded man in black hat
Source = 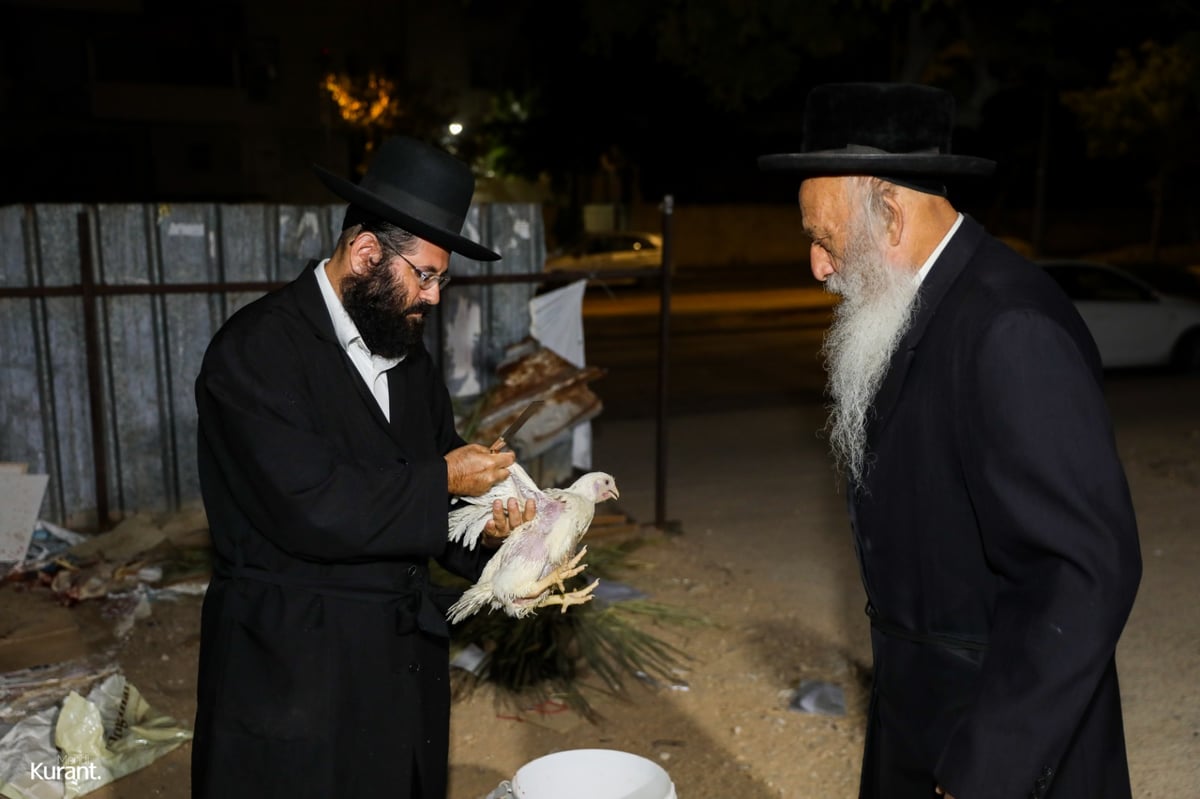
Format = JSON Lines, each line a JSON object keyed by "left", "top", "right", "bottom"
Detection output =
{"left": 761, "top": 84, "right": 1142, "bottom": 799}
{"left": 191, "top": 136, "right": 535, "bottom": 799}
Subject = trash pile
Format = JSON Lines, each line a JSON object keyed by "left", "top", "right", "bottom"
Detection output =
{"left": 1, "top": 467, "right": 209, "bottom": 798}
{"left": 461, "top": 339, "right": 606, "bottom": 457}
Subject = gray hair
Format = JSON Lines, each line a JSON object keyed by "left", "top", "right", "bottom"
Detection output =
{"left": 847, "top": 176, "right": 896, "bottom": 239}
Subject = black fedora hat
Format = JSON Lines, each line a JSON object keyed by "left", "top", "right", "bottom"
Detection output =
{"left": 314, "top": 136, "right": 501, "bottom": 262}
{"left": 758, "top": 83, "right": 995, "bottom": 179}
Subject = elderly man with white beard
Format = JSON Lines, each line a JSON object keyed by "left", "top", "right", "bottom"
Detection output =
{"left": 760, "top": 84, "right": 1142, "bottom": 799}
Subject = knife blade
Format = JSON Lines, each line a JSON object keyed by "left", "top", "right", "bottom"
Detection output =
{"left": 488, "top": 400, "right": 544, "bottom": 453}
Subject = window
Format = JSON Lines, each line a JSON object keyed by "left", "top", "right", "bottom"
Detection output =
{"left": 1044, "top": 265, "right": 1156, "bottom": 303}
{"left": 1072, "top": 267, "right": 1156, "bottom": 302}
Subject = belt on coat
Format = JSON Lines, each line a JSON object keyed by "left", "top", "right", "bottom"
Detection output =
{"left": 866, "top": 602, "right": 989, "bottom": 653}
{"left": 217, "top": 563, "right": 455, "bottom": 638}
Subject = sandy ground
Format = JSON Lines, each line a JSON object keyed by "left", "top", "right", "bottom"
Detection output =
{"left": 2, "top": 373, "right": 1197, "bottom": 798}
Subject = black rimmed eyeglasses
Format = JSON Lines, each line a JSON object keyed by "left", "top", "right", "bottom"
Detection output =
{"left": 396, "top": 252, "right": 452, "bottom": 289}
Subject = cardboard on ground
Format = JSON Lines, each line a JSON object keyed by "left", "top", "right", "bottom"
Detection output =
{"left": 0, "top": 466, "right": 49, "bottom": 564}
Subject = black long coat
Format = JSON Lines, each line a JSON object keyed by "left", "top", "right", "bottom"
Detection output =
{"left": 192, "top": 263, "right": 491, "bottom": 799}
{"left": 851, "top": 217, "right": 1142, "bottom": 799}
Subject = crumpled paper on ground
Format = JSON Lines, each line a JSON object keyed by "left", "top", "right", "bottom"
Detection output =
{"left": 787, "top": 679, "right": 846, "bottom": 716}
{"left": 0, "top": 673, "right": 191, "bottom": 799}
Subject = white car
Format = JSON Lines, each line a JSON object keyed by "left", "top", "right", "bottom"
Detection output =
{"left": 1038, "top": 260, "right": 1200, "bottom": 371}
{"left": 544, "top": 231, "right": 664, "bottom": 281}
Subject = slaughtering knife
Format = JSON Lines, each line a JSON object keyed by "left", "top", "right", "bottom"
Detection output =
{"left": 488, "top": 400, "right": 544, "bottom": 453}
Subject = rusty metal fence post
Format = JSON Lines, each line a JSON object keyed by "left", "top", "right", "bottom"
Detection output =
{"left": 76, "top": 212, "right": 112, "bottom": 530}
{"left": 655, "top": 196, "right": 673, "bottom": 530}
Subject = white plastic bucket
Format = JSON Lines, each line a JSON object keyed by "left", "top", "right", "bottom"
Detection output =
{"left": 511, "top": 748, "right": 677, "bottom": 799}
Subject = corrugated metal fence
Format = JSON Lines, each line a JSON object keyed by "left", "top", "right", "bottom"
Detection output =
{"left": 0, "top": 202, "right": 547, "bottom": 527}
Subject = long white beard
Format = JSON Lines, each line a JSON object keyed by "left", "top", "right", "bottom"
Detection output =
{"left": 820, "top": 228, "right": 920, "bottom": 488}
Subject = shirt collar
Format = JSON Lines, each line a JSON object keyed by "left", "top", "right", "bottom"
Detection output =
{"left": 315, "top": 259, "right": 404, "bottom": 368}
{"left": 914, "top": 213, "right": 964, "bottom": 285}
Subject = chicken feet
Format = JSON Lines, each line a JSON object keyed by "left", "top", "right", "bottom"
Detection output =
{"left": 537, "top": 577, "right": 600, "bottom": 614}
{"left": 520, "top": 546, "right": 600, "bottom": 613}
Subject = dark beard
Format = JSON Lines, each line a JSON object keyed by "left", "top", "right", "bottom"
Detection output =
{"left": 341, "top": 259, "right": 432, "bottom": 359}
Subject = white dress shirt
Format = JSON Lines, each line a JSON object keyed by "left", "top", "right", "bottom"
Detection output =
{"left": 915, "top": 212, "right": 964, "bottom": 286}
{"left": 315, "top": 259, "right": 403, "bottom": 420}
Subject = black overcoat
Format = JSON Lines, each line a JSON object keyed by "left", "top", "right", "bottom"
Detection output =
{"left": 191, "top": 262, "right": 491, "bottom": 799}
{"left": 852, "top": 217, "right": 1142, "bottom": 799}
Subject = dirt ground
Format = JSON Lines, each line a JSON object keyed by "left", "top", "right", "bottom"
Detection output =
{"left": 2, "top": 374, "right": 1197, "bottom": 798}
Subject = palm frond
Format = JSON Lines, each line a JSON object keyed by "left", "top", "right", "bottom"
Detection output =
{"left": 446, "top": 541, "right": 710, "bottom": 721}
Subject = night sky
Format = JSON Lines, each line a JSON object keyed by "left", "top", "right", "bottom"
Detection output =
{"left": 1, "top": 0, "right": 1196, "bottom": 251}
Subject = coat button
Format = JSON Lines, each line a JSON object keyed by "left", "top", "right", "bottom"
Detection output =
{"left": 408, "top": 662, "right": 421, "bottom": 673}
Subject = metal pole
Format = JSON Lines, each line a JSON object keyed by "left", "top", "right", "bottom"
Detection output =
{"left": 77, "top": 211, "right": 112, "bottom": 531}
{"left": 655, "top": 195, "right": 673, "bottom": 529}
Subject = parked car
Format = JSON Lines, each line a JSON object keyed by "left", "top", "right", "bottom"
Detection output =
{"left": 1037, "top": 259, "right": 1200, "bottom": 371}
{"left": 544, "top": 231, "right": 664, "bottom": 281}
{"left": 1119, "top": 261, "right": 1200, "bottom": 301}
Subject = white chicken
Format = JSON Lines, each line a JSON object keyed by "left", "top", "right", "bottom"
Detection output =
{"left": 446, "top": 463, "right": 620, "bottom": 623}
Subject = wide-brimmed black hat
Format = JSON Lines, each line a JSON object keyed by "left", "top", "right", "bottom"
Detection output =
{"left": 314, "top": 136, "right": 501, "bottom": 261}
{"left": 758, "top": 83, "right": 995, "bottom": 180}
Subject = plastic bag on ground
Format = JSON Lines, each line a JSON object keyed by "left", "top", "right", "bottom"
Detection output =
{"left": 0, "top": 673, "right": 190, "bottom": 799}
